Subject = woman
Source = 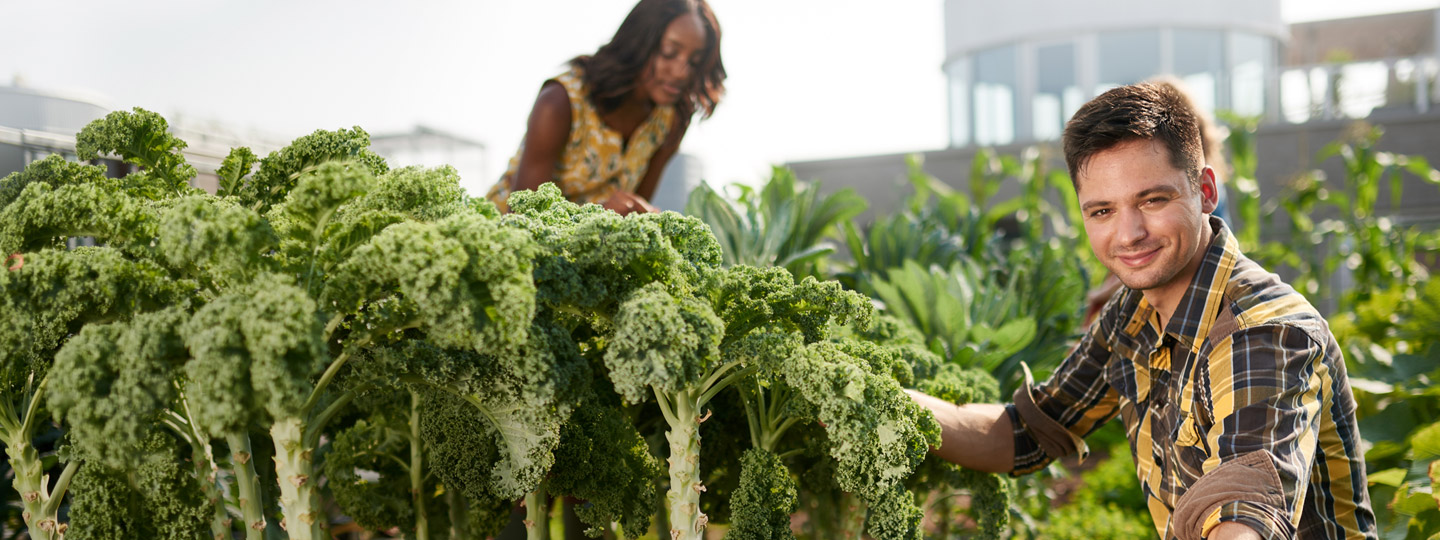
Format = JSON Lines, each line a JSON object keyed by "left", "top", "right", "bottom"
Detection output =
{"left": 487, "top": 0, "right": 725, "bottom": 215}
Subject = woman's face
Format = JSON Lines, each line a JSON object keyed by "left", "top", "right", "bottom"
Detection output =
{"left": 638, "top": 13, "right": 707, "bottom": 106}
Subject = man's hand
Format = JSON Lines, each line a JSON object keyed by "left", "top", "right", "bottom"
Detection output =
{"left": 602, "top": 191, "right": 659, "bottom": 215}
{"left": 1207, "top": 522, "right": 1261, "bottom": 540}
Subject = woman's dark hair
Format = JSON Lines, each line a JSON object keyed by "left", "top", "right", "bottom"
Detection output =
{"left": 1063, "top": 82, "right": 1204, "bottom": 190}
{"left": 571, "top": 0, "right": 726, "bottom": 121}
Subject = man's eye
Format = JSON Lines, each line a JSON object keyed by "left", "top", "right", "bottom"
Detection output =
{"left": 1089, "top": 209, "right": 1111, "bottom": 218}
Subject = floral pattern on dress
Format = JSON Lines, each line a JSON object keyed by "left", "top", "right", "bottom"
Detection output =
{"left": 488, "top": 66, "right": 675, "bottom": 212}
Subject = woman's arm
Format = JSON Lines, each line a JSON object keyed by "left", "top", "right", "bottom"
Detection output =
{"left": 633, "top": 114, "right": 690, "bottom": 201}
{"left": 510, "top": 81, "right": 572, "bottom": 193}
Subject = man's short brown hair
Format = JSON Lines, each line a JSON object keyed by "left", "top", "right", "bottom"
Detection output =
{"left": 1063, "top": 83, "right": 1205, "bottom": 189}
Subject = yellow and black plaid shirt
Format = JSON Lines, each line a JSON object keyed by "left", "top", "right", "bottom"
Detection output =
{"left": 1006, "top": 217, "right": 1376, "bottom": 539}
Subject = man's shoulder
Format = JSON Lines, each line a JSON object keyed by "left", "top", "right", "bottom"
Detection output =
{"left": 1215, "top": 254, "right": 1330, "bottom": 343}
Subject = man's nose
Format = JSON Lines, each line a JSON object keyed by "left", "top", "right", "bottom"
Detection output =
{"left": 1116, "top": 209, "right": 1148, "bottom": 246}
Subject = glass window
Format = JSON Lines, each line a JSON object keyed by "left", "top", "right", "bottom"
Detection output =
{"left": 948, "top": 61, "right": 971, "bottom": 147}
{"left": 1230, "top": 33, "right": 1271, "bottom": 117}
{"left": 1279, "top": 67, "right": 1314, "bottom": 123}
{"left": 1338, "top": 61, "right": 1390, "bottom": 118}
{"left": 1097, "top": 30, "right": 1161, "bottom": 93}
{"left": 974, "top": 45, "right": 1017, "bottom": 146}
{"left": 1173, "top": 29, "right": 1225, "bottom": 113}
{"left": 1034, "top": 43, "right": 1079, "bottom": 141}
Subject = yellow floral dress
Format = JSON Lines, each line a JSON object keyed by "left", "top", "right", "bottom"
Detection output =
{"left": 487, "top": 66, "right": 675, "bottom": 212}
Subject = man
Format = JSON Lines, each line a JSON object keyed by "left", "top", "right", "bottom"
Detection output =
{"left": 908, "top": 83, "right": 1376, "bottom": 539}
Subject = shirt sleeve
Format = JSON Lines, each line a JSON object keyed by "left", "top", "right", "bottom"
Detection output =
{"left": 1176, "top": 323, "right": 1329, "bottom": 539}
{"left": 1007, "top": 316, "right": 1123, "bottom": 475}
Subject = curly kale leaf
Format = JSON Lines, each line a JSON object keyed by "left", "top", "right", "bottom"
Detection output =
{"left": 75, "top": 107, "right": 198, "bottom": 196}
{"left": 216, "top": 146, "right": 258, "bottom": 198}
{"left": 324, "top": 417, "right": 417, "bottom": 533}
{"left": 863, "top": 484, "right": 924, "bottom": 540}
{"left": 324, "top": 213, "right": 537, "bottom": 354}
{"left": 156, "top": 194, "right": 276, "bottom": 285}
{"left": 182, "top": 273, "right": 325, "bottom": 434}
{"left": 779, "top": 341, "right": 939, "bottom": 501}
{"left": 239, "top": 127, "right": 388, "bottom": 213}
{"left": 724, "top": 448, "right": 797, "bottom": 540}
{"left": 0, "top": 155, "right": 113, "bottom": 210}
{"left": 906, "top": 457, "right": 1011, "bottom": 539}
{"left": 0, "top": 181, "right": 155, "bottom": 255}
{"left": 915, "top": 363, "right": 1000, "bottom": 405}
{"left": 64, "top": 430, "right": 215, "bottom": 540}
{"left": 419, "top": 380, "right": 561, "bottom": 501}
{"left": 47, "top": 307, "right": 191, "bottom": 470}
{"left": 550, "top": 405, "right": 662, "bottom": 539}
{"left": 604, "top": 283, "right": 724, "bottom": 404}
{"left": 0, "top": 248, "right": 184, "bottom": 392}
{"left": 705, "top": 266, "right": 872, "bottom": 346}
{"left": 356, "top": 165, "right": 471, "bottom": 222}
{"left": 504, "top": 184, "right": 720, "bottom": 315}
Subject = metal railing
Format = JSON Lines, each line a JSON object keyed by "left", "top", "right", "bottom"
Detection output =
{"left": 1279, "top": 55, "right": 1439, "bottom": 123}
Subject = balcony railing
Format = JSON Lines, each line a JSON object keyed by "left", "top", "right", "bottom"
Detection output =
{"left": 1279, "top": 55, "right": 1439, "bottom": 123}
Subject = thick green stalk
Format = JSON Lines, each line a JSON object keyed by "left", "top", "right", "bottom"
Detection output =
{"left": 662, "top": 390, "right": 705, "bottom": 540}
{"left": 446, "top": 489, "right": 467, "bottom": 539}
{"left": 225, "top": 433, "right": 267, "bottom": 540}
{"left": 410, "top": 390, "right": 430, "bottom": 540}
{"left": 190, "top": 442, "right": 232, "bottom": 540}
{"left": 936, "top": 493, "right": 953, "bottom": 539}
{"left": 179, "top": 391, "right": 233, "bottom": 540}
{"left": 839, "top": 492, "right": 866, "bottom": 540}
{"left": 3, "top": 387, "right": 67, "bottom": 540}
{"left": 270, "top": 417, "right": 326, "bottom": 540}
{"left": 525, "top": 484, "right": 550, "bottom": 540}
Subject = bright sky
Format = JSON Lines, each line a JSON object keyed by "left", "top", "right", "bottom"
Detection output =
{"left": 2, "top": 0, "right": 1437, "bottom": 195}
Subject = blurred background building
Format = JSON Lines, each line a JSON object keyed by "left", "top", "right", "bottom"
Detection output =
{"left": 1, "top": 80, "right": 703, "bottom": 211}
{"left": 790, "top": 0, "right": 1440, "bottom": 229}
{"left": 0, "top": 78, "right": 286, "bottom": 192}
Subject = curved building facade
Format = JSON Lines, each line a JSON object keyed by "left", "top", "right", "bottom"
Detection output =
{"left": 944, "top": 0, "right": 1285, "bottom": 147}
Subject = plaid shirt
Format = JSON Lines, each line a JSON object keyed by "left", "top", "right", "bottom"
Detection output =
{"left": 1006, "top": 217, "right": 1376, "bottom": 539}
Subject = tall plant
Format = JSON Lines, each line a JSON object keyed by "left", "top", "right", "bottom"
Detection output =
{"left": 685, "top": 167, "right": 866, "bottom": 280}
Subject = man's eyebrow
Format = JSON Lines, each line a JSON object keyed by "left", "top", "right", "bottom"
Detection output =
{"left": 1081, "top": 185, "right": 1182, "bottom": 212}
{"left": 1134, "top": 185, "right": 1181, "bottom": 199}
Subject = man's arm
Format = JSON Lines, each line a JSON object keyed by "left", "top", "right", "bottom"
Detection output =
{"left": 1209, "top": 522, "right": 1262, "bottom": 540}
{"left": 1171, "top": 324, "right": 1337, "bottom": 540}
{"left": 905, "top": 390, "right": 1013, "bottom": 474}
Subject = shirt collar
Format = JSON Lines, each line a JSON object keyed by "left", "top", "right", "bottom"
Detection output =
{"left": 1165, "top": 216, "right": 1238, "bottom": 355}
{"left": 1119, "top": 216, "right": 1238, "bottom": 355}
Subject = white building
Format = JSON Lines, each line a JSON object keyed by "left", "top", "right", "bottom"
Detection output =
{"left": 943, "top": 0, "right": 1284, "bottom": 147}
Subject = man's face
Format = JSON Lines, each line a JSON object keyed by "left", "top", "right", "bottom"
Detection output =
{"left": 1077, "top": 139, "right": 1217, "bottom": 302}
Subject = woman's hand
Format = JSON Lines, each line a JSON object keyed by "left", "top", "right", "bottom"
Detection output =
{"left": 602, "top": 191, "right": 659, "bottom": 215}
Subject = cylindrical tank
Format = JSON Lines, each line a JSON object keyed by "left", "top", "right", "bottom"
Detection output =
{"left": 0, "top": 84, "right": 110, "bottom": 136}
{"left": 944, "top": 0, "right": 1285, "bottom": 60}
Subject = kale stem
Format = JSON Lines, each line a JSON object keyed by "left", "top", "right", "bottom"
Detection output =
{"left": 226, "top": 433, "right": 268, "bottom": 540}
{"left": 697, "top": 364, "right": 758, "bottom": 407}
{"left": 300, "top": 349, "right": 355, "bottom": 417}
{"left": 17, "top": 374, "right": 49, "bottom": 438}
{"left": 304, "top": 386, "right": 363, "bottom": 448}
{"left": 740, "top": 384, "right": 761, "bottom": 449}
{"left": 653, "top": 387, "right": 679, "bottom": 427}
{"left": 410, "top": 389, "right": 430, "bottom": 540}
{"left": 39, "top": 460, "right": 79, "bottom": 518}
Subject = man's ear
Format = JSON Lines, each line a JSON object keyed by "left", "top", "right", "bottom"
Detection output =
{"left": 1198, "top": 166, "right": 1218, "bottom": 214}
